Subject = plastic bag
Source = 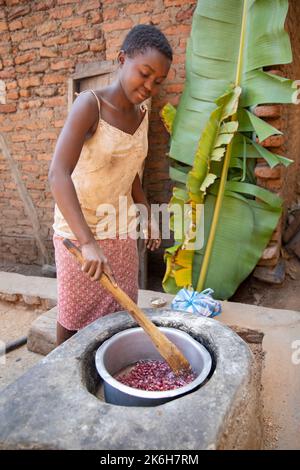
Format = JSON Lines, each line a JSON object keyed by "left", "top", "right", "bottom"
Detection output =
{"left": 171, "top": 288, "right": 221, "bottom": 318}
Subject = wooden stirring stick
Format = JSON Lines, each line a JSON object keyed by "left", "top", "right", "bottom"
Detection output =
{"left": 63, "top": 238, "right": 191, "bottom": 375}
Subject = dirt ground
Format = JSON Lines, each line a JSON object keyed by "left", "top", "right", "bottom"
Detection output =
{"left": 231, "top": 254, "right": 300, "bottom": 312}
{"left": 148, "top": 251, "right": 300, "bottom": 313}
{"left": 0, "top": 301, "right": 44, "bottom": 390}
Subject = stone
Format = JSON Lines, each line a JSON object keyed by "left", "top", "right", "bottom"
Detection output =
{"left": 253, "top": 258, "right": 285, "bottom": 284}
{"left": 286, "top": 230, "right": 300, "bottom": 259}
{"left": 0, "top": 272, "right": 57, "bottom": 307}
{"left": 27, "top": 307, "right": 57, "bottom": 356}
{"left": 41, "top": 264, "right": 56, "bottom": 278}
{"left": 283, "top": 209, "right": 300, "bottom": 244}
{"left": 0, "top": 310, "right": 262, "bottom": 450}
{"left": 0, "top": 293, "right": 19, "bottom": 302}
{"left": 22, "top": 295, "right": 41, "bottom": 306}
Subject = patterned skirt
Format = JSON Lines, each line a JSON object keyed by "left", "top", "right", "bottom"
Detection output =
{"left": 53, "top": 234, "right": 139, "bottom": 331}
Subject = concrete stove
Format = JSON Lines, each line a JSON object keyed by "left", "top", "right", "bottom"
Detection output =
{"left": 0, "top": 309, "right": 262, "bottom": 449}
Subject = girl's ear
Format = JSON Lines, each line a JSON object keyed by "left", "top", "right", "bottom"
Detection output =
{"left": 117, "top": 50, "right": 126, "bottom": 66}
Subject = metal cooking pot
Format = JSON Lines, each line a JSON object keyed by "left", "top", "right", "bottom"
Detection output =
{"left": 95, "top": 327, "right": 212, "bottom": 407}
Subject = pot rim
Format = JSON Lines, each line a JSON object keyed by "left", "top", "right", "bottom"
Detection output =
{"left": 95, "top": 327, "right": 212, "bottom": 400}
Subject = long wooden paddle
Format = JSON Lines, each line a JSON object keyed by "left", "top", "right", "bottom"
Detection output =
{"left": 63, "top": 239, "right": 191, "bottom": 375}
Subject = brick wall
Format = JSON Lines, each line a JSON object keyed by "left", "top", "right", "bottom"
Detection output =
{"left": 253, "top": 0, "right": 300, "bottom": 278}
{"left": 0, "top": 0, "right": 106, "bottom": 264}
{"left": 0, "top": 0, "right": 197, "bottom": 265}
{"left": 101, "top": 0, "right": 197, "bottom": 208}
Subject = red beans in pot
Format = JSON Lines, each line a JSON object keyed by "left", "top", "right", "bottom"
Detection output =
{"left": 115, "top": 360, "right": 196, "bottom": 391}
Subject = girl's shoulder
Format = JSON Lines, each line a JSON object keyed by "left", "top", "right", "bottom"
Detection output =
{"left": 72, "top": 90, "right": 102, "bottom": 134}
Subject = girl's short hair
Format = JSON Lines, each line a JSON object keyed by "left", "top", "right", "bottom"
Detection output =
{"left": 121, "top": 24, "right": 173, "bottom": 61}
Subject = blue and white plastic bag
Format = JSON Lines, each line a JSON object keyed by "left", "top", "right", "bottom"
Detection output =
{"left": 171, "top": 288, "right": 221, "bottom": 318}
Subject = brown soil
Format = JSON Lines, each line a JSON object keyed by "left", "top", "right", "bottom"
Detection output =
{"left": 148, "top": 250, "right": 300, "bottom": 312}
{"left": 231, "top": 254, "right": 300, "bottom": 312}
{"left": 0, "top": 300, "right": 44, "bottom": 390}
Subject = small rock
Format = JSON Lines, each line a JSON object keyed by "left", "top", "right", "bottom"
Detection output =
{"left": 283, "top": 209, "right": 300, "bottom": 244}
{"left": 42, "top": 264, "right": 56, "bottom": 278}
{"left": 22, "top": 295, "right": 41, "bottom": 306}
{"left": 286, "top": 231, "right": 300, "bottom": 259}
{"left": 253, "top": 293, "right": 262, "bottom": 305}
{"left": 0, "top": 293, "right": 19, "bottom": 302}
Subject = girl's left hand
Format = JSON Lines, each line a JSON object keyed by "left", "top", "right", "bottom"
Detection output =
{"left": 144, "top": 217, "right": 161, "bottom": 251}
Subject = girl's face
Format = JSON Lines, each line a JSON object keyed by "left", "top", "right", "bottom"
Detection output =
{"left": 118, "top": 48, "right": 171, "bottom": 104}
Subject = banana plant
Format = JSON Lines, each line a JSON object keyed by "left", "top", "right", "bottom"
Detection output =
{"left": 162, "top": 0, "right": 298, "bottom": 299}
{"left": 163, "top": 87, "right": 241, "bottom": 290}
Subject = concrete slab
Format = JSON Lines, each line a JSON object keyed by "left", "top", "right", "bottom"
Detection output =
{"left": 219, "top": 301, "right": 300, "bottom": 450}
{"left": 0, "top": 272, "right": 57, "bottom": 309}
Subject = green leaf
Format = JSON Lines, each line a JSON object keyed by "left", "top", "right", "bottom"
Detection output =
{"left": 215, "top": 132, "right": 235, "bottom": 147}
{"left": 192, "top": 192, "right": 282, "bottom": 299}
{"left": 169, "top": 0, "right": 294, "bottom": 165}
{"left": 251, "top": 139, "right": 293, "bottom": 168}
{"left": 160, "top": 103, "right": 177, "bottom": 135}
{"left": 169, "top": 165, "right": 188, "bottom": 184}
{"left": 162, "top": 0, "right": 296, "bottom": 299}
{"left": 211, "top": 147, "right": 226, "bottom": 161}
{"left": 240, "top": 70, "right": 296, "bottom": 107}
{"left": 200, "top": 173, "right": 217, "bottom": 193}
{"left": 220, "top": 121, "right": 239, "bottom": 134}
{"left": 238, "top": 108, "right": 282, "bottom": 141}
{"left": 232, "top": 135, "right": 293, "bottom": 168}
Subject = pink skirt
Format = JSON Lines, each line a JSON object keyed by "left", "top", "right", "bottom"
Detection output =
{"left": 53, "top": 234, "right": 139, "bottom": 331}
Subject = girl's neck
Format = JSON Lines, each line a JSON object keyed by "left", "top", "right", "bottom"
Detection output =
{"left": 102, "top": 80, "right": 135, "bottom": 113}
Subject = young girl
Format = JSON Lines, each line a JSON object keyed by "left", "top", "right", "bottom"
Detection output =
{"left": 49, "top": 24, "right": 173, "bottom": 345}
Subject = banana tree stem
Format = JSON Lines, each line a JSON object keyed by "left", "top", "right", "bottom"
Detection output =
{"left": 196, "top": 141, "right": 233, "bottom": 292}
{"left": 196, "top": 0, "right": 248, "bottom": 292}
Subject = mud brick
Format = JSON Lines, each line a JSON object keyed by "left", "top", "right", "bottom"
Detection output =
{"left": 257, "top": 243, "right": 280, "bottom": 267}
{"left": 254, "top": 105, "right": 281, "bottom": 119}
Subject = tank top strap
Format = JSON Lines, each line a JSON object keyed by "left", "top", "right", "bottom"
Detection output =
{"left": 89, "top": 90, "right": 101, "bottom": 118}
{"left": 76, "top": 89, "right": 101, "bottom": 120}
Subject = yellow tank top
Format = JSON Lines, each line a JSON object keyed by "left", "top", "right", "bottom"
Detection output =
{"left": 53, "top": 90, "right": 149, "bottom": 240}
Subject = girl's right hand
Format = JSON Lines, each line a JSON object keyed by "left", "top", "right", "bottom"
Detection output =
{"left": 81, "top": 240, "right": 116, "bottom": 284}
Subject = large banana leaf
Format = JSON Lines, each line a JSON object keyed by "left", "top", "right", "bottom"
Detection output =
{"left": 170, "top": 0, "right": 295, "bottom": 171}
{"left": 163, "top": 0, "right": 296, "bottom": 299}
{"left": 192, "top": 184, "right": 282, "bottom": 299}
{"left": 163, "top": 87, "right": 241, "bottom": 292}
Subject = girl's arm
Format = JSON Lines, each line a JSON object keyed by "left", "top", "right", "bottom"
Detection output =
{"left": 132, "top": 173, "right": 161, "bottom": 251}
{"left": 49, "top": 93, "right": 113, "bottom": 282}
{"left": 49, "top": 93, "right": 96, "bottom": 245}
{"left": 131, "top": 172, "right": 151, "bottom": 213}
